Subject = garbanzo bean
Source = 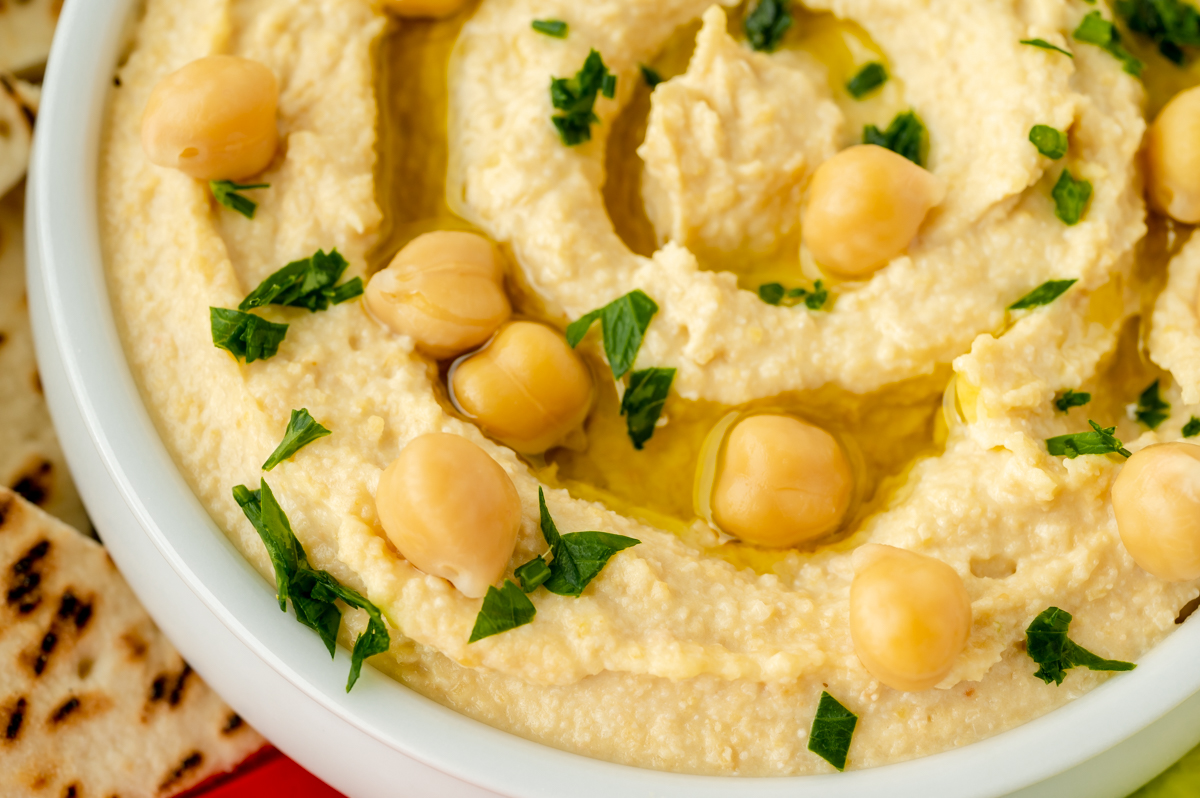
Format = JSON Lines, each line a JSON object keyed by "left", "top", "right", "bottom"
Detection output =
{"left": 1112, "top": 442, "right": 1200, "bottom": 581}
{"left": 375, "top": 433, "right": 521, "bottom": 598}
{"left": 850, "top": 544, "right": 972, "bottom": 692}
{"left": 141, "top": 55, "right": 279, "bottom": 181}
{"left": 382, "top": 0, "right": 468, "bottom": 17}
{"left": 1145, "top": 87, "right": 1200, "bottom": 224}
{"left": 366, "top": 231, "right": 512, "bottom": 359}
{"left": 451, "top": 321, "right": 594, "bottom": 455}
{"left": 710, "top": 414, "right": 853, "bottom": 548}
{"left": 801, "top": 144, "right": 944, "bottom": 278}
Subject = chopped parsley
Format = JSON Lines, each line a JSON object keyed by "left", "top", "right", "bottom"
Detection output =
{"left": 807, "top": 692, "right": 857, "bottom": 771}
{"left": 863, "top": 111, "right": 926, "bottom": 166}
{"left": 1008, "top": 279, "right": 1078, "bottom": 310}
{"left": 210, "top": 181, "right": 269, "bottom": 220}
{"left": 514, "top": 556, "right": 552, "bottom": 593}
{"left": 640, "top": 64, "right": 663, "bottom": 89}
{"left": 745, "top": 0, "right": 793, "bottom": 52}
{"left": 1025, "top": 606, "right": 1136, "bottom": 685}
{"left": 1021, "top": 38, "right": 1075, "bottom": 57}
{"left": 1135, "top": 379, "right": 1171, "bottom": 429}
{"left": 566, "top": 289, "right": 659, "bottom": 378}
{"left": 1046, "top": 420, "right": 1132, "bottom": 459}
{"left": 621, "top": 367, "right": 675, "bottom": 450}
{"left": 240, "top": 249, "right": 363, "bottom": 313}
{"left": 1116, "top": 0, "right": 1200, "bottom": 65}
{"left": 1055, "top": 389, "right": 1092, "bottom": 413}
{"left": 1074, "top": 11, "right": 1145, "bottom": 76}
{"left": 468, "top": 580, "right": 536, "bottom": 643}
{"left": 210, "top": 308, "right": 288, "bottom": 363}
{"left": 1184, "top": 416, "right": 1200, "bottom": 437}
{"left": 758, "top": 281, "right": 828, "bottom": 310}
{"left": 531, "top": 18, "right": 568, "bottom": 38}
{"left": 550, "top": 49, "right": 616, "bottom": 146}
{"left": 232, "top": 481, "right": 389, "bottom": 691}
{"left": 1029, "top": 124, "right": 1069, "bottom": 160}
{"left": 262, "top": 408, "right": 331, "bottom": 471}
{"left": 1051, "top": 169, "right": 1093, "bottom": 225}
{"left": 846, "top": 62, "right": 888, "bottom": 99}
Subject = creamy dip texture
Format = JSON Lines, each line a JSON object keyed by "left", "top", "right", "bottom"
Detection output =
{"left": 101, "top": 0, "right": 1200, "bottom": 776}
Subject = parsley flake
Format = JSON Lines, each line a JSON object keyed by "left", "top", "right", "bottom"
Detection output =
{"left": 640, "top": 64, "right": 663, "bottom": 89}
{"left": 1021, "top": 38, "right": 1075, "bottom": 57}
{"left": 233, "top": 480, "right": 389, "bottom": 691}
{"left": 621, "top": 367, "right": 675, "bottom": 450}
{"left": 210, "top": 181, "right": 269, "bottom": 220}
{"left": 514, "top": 556, "right": 552, "bottom": 593}
{"left": 745, "top": 0, "right": 793, "bottom": 52}
{"left": 566, "top": 289, "right": 659, "bottom": 378}
{"left": 240, "top": 249, "right": 363, "bottom": 313}
{"left": 468, "top": 580, "right": 536, "bottom": 643}
{"left": 1051, "top": 169, "right": 1093, "bottom": 225}
{"left": 1046, "top": 420, "right": 1132, "bottom": 459}
{"left": 1135, "top": 379, "right": 1171, "bottom": 429}
{"left": 532, "top": 18, "right": 568, "bottom": 38}
{"left": 758, "top": 281, "right": 828, "bottom": 310}
{"left": 535, "top": 488, "right": 640, "bottom": 596}
{"left": 1184, "top": 416, "right": 1200, "bottom": 437}
{"left": 262, "top": 408, "right": 332, "bottom": 471}
{"left": 210, "top": 307, "right": 288, "bottom": 363}
{"left": 1009, "top": 279, "right": 1078, "bottom": 310}
{"left": 1054, "top": 389, "right": 1092, "bottom": 413}
{"left": 1029, "top": 124, "right": 1069, "bottom": 159}
{"left": 1116, "top": 0, "right": 1200, "bottom": 65}
{"left": 1026, "top": 606, "right": 1136, "bottom": 685}
{"left": 1074, "top": 11, "right": 1145, "bottom": 76}
{"left": 807, "top": 692, "right": 857, "bottom": 771}
{"left": 550, "top": 49, "right": 616, "bottom": 146}
{"left": 863, "top": 111, "right": 926, "bottom": 166}
{"left": 846, "top": 62, "right": 888, "bottom": 98}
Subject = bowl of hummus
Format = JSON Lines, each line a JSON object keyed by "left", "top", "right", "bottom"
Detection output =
{"left": 26, "top": 0, "right": 1200, "bottom": 793}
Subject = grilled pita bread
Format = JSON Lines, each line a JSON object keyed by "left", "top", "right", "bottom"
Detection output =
{"left": 0, "top": 0, "right": 60, "bottom": 76}
{"left": 0, "top": 487, "right": 267, "bottom": 796}
{"left": 0, "top": 77, "right": 33, "bottom": 200}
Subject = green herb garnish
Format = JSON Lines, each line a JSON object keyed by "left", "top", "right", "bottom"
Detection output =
{"left": 1135, "top": 379, "right": 1171, "bottom": 429}
{"left": 1046, "top": 420, "right": 1132, "bottom": 459}
{"left": 262, "top": 408, "right": 331, "bottom": 471}
{"left": 537, "top": 488, "right": 639, "bottom": 597}
{"left": 514, "top": 556, "right": 552, "bottom": 593}
{"left": 1074, "top": 10, "right": 1145, "bottom": 76}
{"left": 233, "top": 481, "right": 389, "bottom": 691}
{"left": 532, "top": 18, "right": 568, "bottom": 38}
{"left": 210, "top": 181, "right": 270, "bottom": 220}
{"left": 566, "top": 289, "right": 658, "bottom": 378}
{"left": 1051, "top": 169, "right": 1093, "bottom": 225}
{"left": 1029, "top": 124, "right": 1069, "bottom": 159}
{"left": 758, "top": 281, "right": 828, "bottom": 310}
{"left": 745, "top": 0, "right": 792, "bottom": 52}
{"left": 807, "top": 691, "right": 857, "bottom": 771}
{"left": 640, "top": 64, "right": 663, "bottom": 88}
{"left": 1183, "top": 416, "right": 1200, "bottom": 437}
{"left": 1116, "top": 0, "right": 1200, "bottom": 65}
{"left": 468, "top": 580, "right": 537, "bottom": 643}
{"left": 621, "top": 367, "right": 675, "bottom": 450}
{"left": 1026, "top": 606, "right": 1136, "bottom": 685}
{"left": 1021, "top": 38, "right": 1075, "bottom": 57}
{"left": 550, "top": 49, "right": 616, "bottom": 146}
{"left": 863, "top": 111, "right": 926, "bottom": 166}
{"left": 210, "top": 308, "right": 288, "bottom": 363}
{"left": 846, "top": 62, "right": 888, "bottom": 98}
{"left": 239, "top": 249, "right": 363, "bottom": 313}
{"left": 1054, "top": 389, "right": 1092, "bottom": 413}
{"left": 1009, "top": 279, "right": 1078, "bottom": 310}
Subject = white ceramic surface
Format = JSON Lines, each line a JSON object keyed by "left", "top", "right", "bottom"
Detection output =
{"left": 25, "top": 0, "right": 1200, "bottom": 795}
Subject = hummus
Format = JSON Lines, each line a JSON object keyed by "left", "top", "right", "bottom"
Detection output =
{"left": 101, "top": 0, "right": 1200, "bottom": 777}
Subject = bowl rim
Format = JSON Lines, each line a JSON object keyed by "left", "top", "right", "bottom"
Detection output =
{"left": 30, "top": 0, "right": 1200, "bottom": 795}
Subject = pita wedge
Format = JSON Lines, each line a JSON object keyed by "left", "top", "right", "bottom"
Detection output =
{"left": 0, "top": 78, "right": 33, "bottom": 201}
{"left": 0, "top": 0, "right": 59, "bottom": 76}
{"left": 0, "top": 487, "right": 267, "bottom": 796}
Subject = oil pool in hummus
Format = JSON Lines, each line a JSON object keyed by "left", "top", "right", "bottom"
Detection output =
{"left": 100, "top": 0, "right": 1200, "bottom": 776}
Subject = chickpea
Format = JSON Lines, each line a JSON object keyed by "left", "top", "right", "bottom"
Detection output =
{"left": 381, "top": 0, "right": 468, "bottom": 17}
{"left": 451, "top": 321, "right": 594, "bottom": 455}
{"left": 366, "top": 232, "right": 512, "bottom": 359}
{"left": 1112, "top": 442, "right": 1200, "bottom": 581}
{"left": 1145, "top": 87, "right": 1200, "bottom": 223}
{"left": 710, "top": 414, "right": 853, "bottom": 548}
{"left": 375, "top": 433, "right": 521, "bottom": 598}
{"left": 850, "top": 544, "right": 972, "bottom": 692}
{"left": 141, "top": 56, "right": 279, "bottom": 181}
{"left": 801, "top": 144, "right": 944, "bottom": 278}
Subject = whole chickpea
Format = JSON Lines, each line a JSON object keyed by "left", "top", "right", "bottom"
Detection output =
{"left": 710, "top": 414, "right": 853, "bottom": 548}
{"left": 451, "top": 321, "right": 594, "bottom": 455}
{"left": 802, "top": 144, "right": 944, "bottom": 278}
{"left": 141, "top": 55, "right": 279, "bottom": 181}
{"left": 850, "top": 544, "right": 972, "bottom": 691}
{"left": 366, "top": 232, "right": 512, "bottom": 359}
{"left": 1112, "top": 442, "right": 1200, "bottom": 581}
{"left": 375, "top": 433, "right": 521, "bottom": 598}
{"left": 1145, "top": 86, "right": 1200, "bottom": 224}
{"left": 382, "top": 0, "right": 469, "bottom": 17}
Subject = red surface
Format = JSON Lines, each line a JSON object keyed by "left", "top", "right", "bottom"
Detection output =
{"left": 177, "top": 747, "right": 348, "bottom": 798}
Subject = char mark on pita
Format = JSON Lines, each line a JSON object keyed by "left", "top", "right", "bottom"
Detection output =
{"left": 4, "top": 696, "right": 26, "bottom": 740}
{"left": 160, "top": 751, "right": 204, "bottom": 792}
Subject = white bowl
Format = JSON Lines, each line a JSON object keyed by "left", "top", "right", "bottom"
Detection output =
{"left": 25, "top": 0, "right": 1200, "bottom": 795}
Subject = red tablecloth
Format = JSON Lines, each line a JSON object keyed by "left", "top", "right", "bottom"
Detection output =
{"left": 179, "top": 747, "right": 347, "bottom": 798}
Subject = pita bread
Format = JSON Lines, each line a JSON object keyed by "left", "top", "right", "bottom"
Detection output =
{"left": 0, "top": 487, "right": 267, "bottom": 796}
{"left": 0, "top": 0, "right": 59, "bottom": 76}
{"left": 0, "top": 77, "right": 32, "bottom": 201}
